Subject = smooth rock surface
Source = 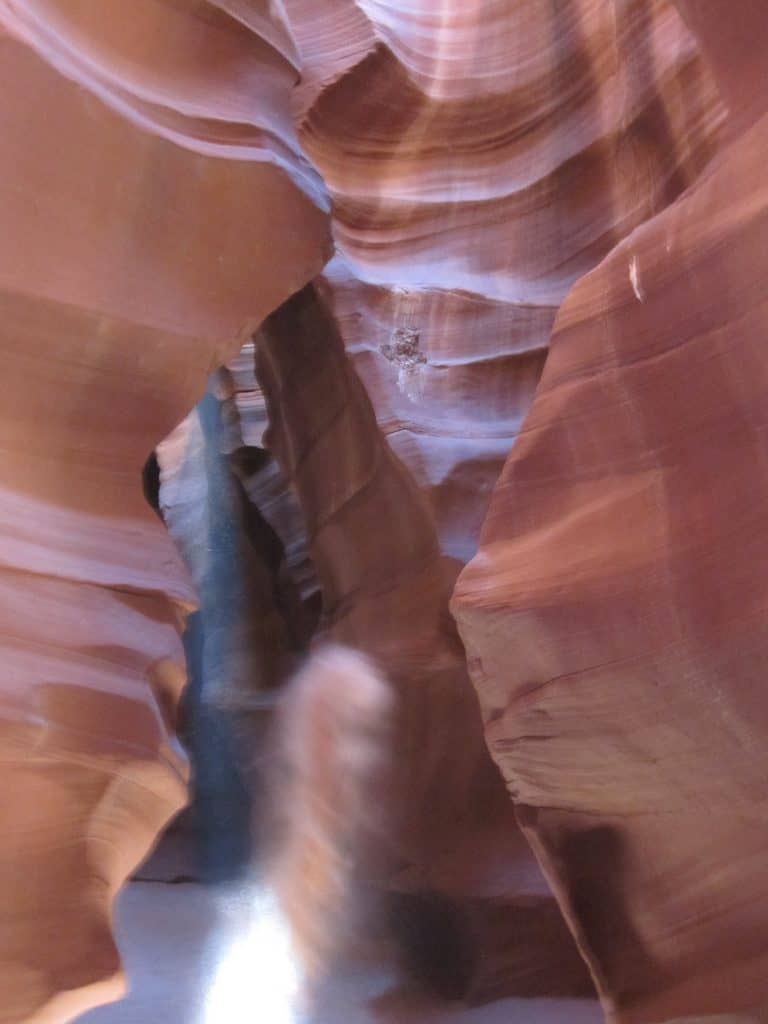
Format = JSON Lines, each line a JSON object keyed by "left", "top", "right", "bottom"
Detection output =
{"left": 251, "top": 0, "right": 726, "bottom": 1006}
{"left": 454, "top": 4, "right": 768, "bottom": 1021}
{"left": 0, "top": 3, "right": 329, "bottom": 1020}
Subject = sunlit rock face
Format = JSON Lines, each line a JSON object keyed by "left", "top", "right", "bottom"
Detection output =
{"left": 0, "top": 2, "right": 330, "bottom": 1021}
{"left": 250, "top": 0, "right": 724, "bottom": 1005}
{"left": 1, "top": 0, "right": 757, "bottom": 1021}
{"left": 286, "top": 0, "right": 725, "bottom": 553}
{"left": 274, "top": 0, "right": 724, "bottom": 842}
{"left": 454, "top": 4, "right": 768, "bottom": 1022}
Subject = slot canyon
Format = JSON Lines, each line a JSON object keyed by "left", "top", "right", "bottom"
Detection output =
{"left": 1, "top": 2, "right": 768, "bottom": 1023}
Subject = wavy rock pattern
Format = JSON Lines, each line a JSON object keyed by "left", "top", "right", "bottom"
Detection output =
{"left": 0, "top": 3, "right": 329, "bottom": 1020}
{"left": 257, "top": 0, "right": 724, "bottom": 1004}
{"left": 259, "top": 285, "right": 503, "bottom": 865}
{"left": 454, "top": 3, "right": 768, "bottom": 1021}
{"left": 257, "top": 285, "right": 588, "bottom": 1003}
{"left": 1, "top": 0, "right": 757, "bottom": 1019}
{"left": 278, "top": 0, "right": 724, "bottom": 780}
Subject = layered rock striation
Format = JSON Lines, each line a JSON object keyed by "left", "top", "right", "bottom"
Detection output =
{"left": 255, "top": 0, "right": 726, "bottom": 1004}
{"left": 454, "top": 3, "right": 768, "bottom": 1021}
{"left": 0, "top": 3, "right": 329, "bottom": 1020}
{"left": 3, "top": 0, "right": 762, "bottom": 1020}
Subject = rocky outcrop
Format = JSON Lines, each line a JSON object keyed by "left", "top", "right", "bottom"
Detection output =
{"left": 453, "top": 4, "right": 768, "bottom": 1021}
{"left": 0, "top": 3, "right": 329, "bottom": 1020}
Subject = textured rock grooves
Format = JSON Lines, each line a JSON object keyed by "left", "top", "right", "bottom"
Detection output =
{"left": 266, "top": 0, "right": 724, "bottom": 1011}
{"left": 0, "top": 2, "right": 329, "bottom": 1021}
{"left": 258, "top": 286, "right": 577, "bottom": 1001}
{"left": 453, "top": 3, "right": 768, "bottom": 1023}
{"left": 2, "top": 0, "right": 762, "bottom": 1022}
{"left": 258, "top": 285, "right": 504, "bottom": 866}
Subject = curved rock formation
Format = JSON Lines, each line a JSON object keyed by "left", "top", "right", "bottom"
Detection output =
{"left": 276, "top": 0, "right": 723, "bottom": 825}
{"left": 454, "top": 4, "right": 768, "bottom": 1021}
{"left": 258, "top": 285, "right": 596, "bottom": 1002}
{"left": 0, "top": 3, "right": 329, "bottom": 1021}
{"left": 2, "top": 0, "right": 756, "bottom": 1019}
{"left": 252, "top": 0, "right": 724, "bottom": 1004}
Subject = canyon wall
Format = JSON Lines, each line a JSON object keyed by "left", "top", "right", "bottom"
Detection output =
{"left": 0, "top": 3, "right": 329, "bottom": 1020}
{"left": 153, "top": 0, "right": 739, "bottom": 1012}
{"left": 453, "top": 3, "right": 768, "bottom": 1021}
{"left": 251, "top": 0, "right": 725, "bottom": 1005}
{"left": 3, "top": 0, "right": 767, "bottom": 1022}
